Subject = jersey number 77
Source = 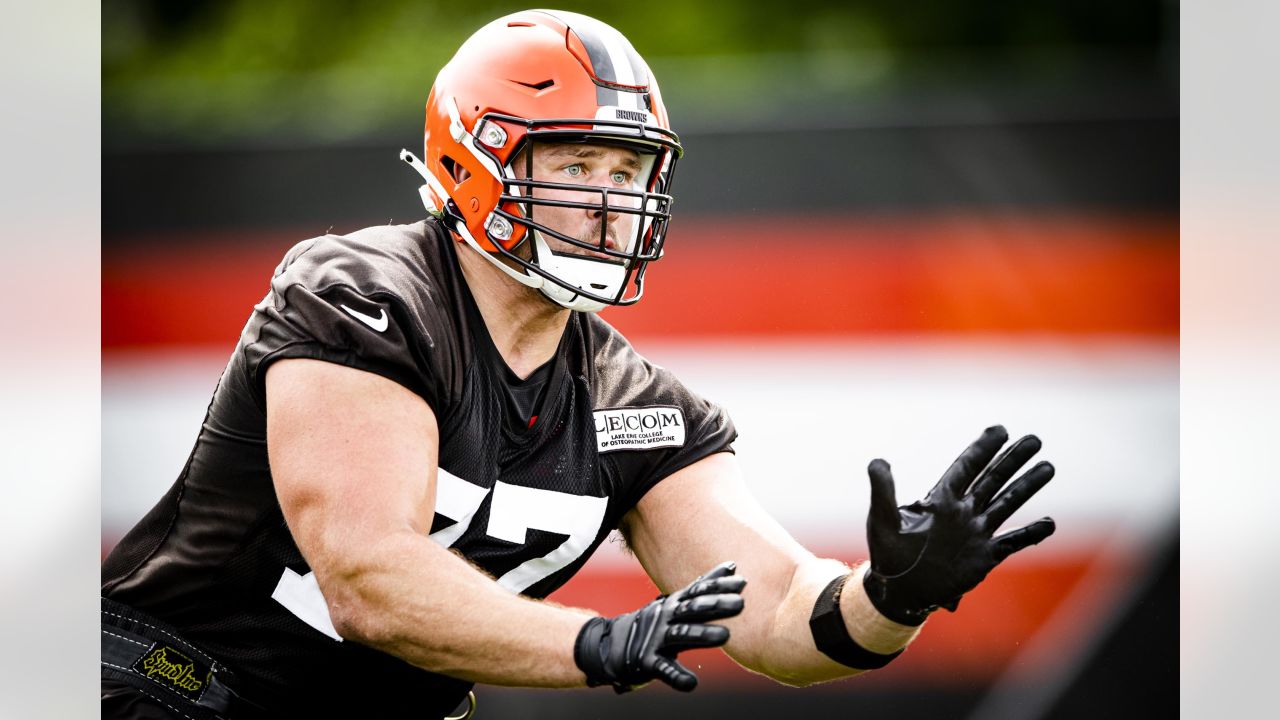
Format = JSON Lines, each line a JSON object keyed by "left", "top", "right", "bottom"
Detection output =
{"left": 272, "top": 468, "right": 608, "bottom": 641}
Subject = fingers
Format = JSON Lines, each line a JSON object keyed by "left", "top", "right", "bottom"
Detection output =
{"left": 687, "top": 561, "right": 737, "bottom": 587}
{"left": 982, "top": 461, "right": 1055, "bottom": 529}
{"left": 652, "top": 656, "right": 698, "bottom": 692}
{"left": 674, "top": 592, "right": 744, "bottom": 622}
{"left": 968, "top": 434, "right": 1042, "bottom": 508}
{"left": 683, "top": 574, "right": 747, "bottom": 599}
{"left": 937, "top": 425, "right": 1009, "bottom": 498}
{"left": 867, "top": 459, "right": 900, "bottom": 531}
{"left": 664, "top": 622, "right": 730, "bottom": 651}
{"left": 991, "top": 517, "right": 1057, "bottom": 561}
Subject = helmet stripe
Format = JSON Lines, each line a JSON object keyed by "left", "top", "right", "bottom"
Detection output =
{"left": 550, "top": 11, "right": 648, "bottom": 111}
{"left": 579, "top": 32, "right": 621, "bottom": 107}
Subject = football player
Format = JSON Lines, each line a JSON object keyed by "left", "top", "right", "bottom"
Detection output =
{"left": 101, "top": 10, "right": 1057, "bottom": 719}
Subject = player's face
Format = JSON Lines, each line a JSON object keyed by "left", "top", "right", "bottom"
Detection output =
{"left": 520, "top": 142, "right": 645, "bottom": 259}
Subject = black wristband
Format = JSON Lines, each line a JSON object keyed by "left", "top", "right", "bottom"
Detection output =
{"left": 574, "top": 617, "right": 612, "bottom": 688}
{"left": 808, "top": 574, "right": 905, "bottom": 670}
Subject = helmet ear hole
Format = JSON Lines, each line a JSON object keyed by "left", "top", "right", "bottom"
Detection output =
{"left": 441, "top": 156, "right": 470, "bottom": 185}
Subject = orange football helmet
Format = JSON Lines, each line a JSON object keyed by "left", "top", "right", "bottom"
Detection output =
{"left": 401, "top": 9, "right": 682, "bottom": 312}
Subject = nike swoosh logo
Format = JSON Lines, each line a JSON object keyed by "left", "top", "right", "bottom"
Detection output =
{"left": 341, "top": 304, "right": 389, "bottom": 332}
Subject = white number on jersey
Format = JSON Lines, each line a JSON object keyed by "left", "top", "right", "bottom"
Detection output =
{"left": 273, "top": 467, "right": 608, "bottom": 640}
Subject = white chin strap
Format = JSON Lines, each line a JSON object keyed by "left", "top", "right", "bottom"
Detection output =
{"left": 532, "top": 232, "right": 626, "bottom": 313}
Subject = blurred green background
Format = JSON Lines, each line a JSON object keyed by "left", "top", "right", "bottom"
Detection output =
{"left": 102, "top": 0, "right": 1176, "bottom": 236}
{"left": 104, "top": 0, "right": 1173, "bottom": 147}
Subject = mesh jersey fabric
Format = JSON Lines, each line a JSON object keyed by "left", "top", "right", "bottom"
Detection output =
{"left": 102, "top": 219, "right": 737, "bottom": 717}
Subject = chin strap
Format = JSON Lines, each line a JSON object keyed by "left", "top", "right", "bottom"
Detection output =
{"left": 531, "top": 232, "right": 616, "bottom": 313}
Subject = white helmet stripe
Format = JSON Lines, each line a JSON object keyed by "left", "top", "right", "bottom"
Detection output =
{"left": 546, "top": 10, "right": 647, "bottom": 111}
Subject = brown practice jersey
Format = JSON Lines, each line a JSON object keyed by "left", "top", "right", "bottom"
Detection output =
{"left": 101, "top": 219, "right": 737, "bottom": 717}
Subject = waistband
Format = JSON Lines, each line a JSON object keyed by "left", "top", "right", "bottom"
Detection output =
{"left": 101, "top": 597, "right": 268, "bottom": 720}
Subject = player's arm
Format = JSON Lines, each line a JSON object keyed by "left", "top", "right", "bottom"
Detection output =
{"left": 267, "top": 358, "right": 744, "bottom": 691}
{"left": 622, "top": 426, "right": 1056, "bottom": 686}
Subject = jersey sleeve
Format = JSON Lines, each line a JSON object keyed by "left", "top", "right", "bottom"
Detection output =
{"left": 612, "top": 367, "right": 738, "bottom": 513}
{"left": 589, "top": 322, "right": 738, "bottom": 521}
{"left": 241, "top": 232, "right": 457, "bottom": 415}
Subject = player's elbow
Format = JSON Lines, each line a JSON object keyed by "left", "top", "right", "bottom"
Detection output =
{"left": 324, "top": 573, "right": 422, "bottom": 652}
{"left": 729, "top": 647, "right": 834, "bottom": 688}
{"left": 747, "top": 649, "right": 870, "bottom": 688}
{"left": 318, "top": 566, "right": 383, "bottom": 645}
{"left": 764, "top": 663, "right": 867, "bottom": 688}
{"left": 765, "top": 667, "right": 818, "bottom": 688}
{"left": 755, "top": 659, "right": 830, "bottom": 688}
{"left": 309, "top": 541, "right": 407, "bottom": 647}
{"left": 320, "top": 588, "right": 363, "bottom": 642}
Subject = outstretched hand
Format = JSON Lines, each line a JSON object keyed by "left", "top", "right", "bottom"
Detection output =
{"left": 575, "top": 561, "right": 746, "bottom": 693}
{"left": 862, "top": 426, "right": 1057, "bottom": 626}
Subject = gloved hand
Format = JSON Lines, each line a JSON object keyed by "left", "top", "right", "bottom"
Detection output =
{"left": 574, "top": 561, "right": 745, "bottom": 693}
{"left": 862, "top": 426, "right": 1057, "bottom": 626}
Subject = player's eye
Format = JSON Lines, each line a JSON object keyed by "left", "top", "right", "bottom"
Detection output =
{"left": 564, "top": 164, "right": 583, "bottom": 178}
{"left": 611, "top": 171, "right": 632, "bottom": 185}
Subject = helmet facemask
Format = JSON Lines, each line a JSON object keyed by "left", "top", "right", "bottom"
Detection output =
{"left": 493, "top": 134, "right": 673, "bottom": 312}
{"left": 403, "top": 109, "right": 679, "bottom": 313}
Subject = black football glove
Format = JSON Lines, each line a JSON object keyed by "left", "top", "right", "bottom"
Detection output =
{"left": 862, "top": 425, "right": 1057, "bottom": 626}
{"left": 574, "top": 561, "right": 745, "bottom": 693}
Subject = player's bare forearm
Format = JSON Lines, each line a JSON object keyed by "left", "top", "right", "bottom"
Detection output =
{"left": 735, "top": 555, "right": 921, "bottom": 686}
{"left": 313, "top": 525, "right": 594, "bottom": 687}
{"left": 624, "top": 454, "right": 909, "bottom": 686}
{"left": 308, "top": 507, "right": 743, "bottom": 693}
{"left": 313, "top": 519, "right": 744, "bottom": 692}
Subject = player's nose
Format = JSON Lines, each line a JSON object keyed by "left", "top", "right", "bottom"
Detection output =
{"left": 587, "top": 208, "right": 621, "bottom": 249}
